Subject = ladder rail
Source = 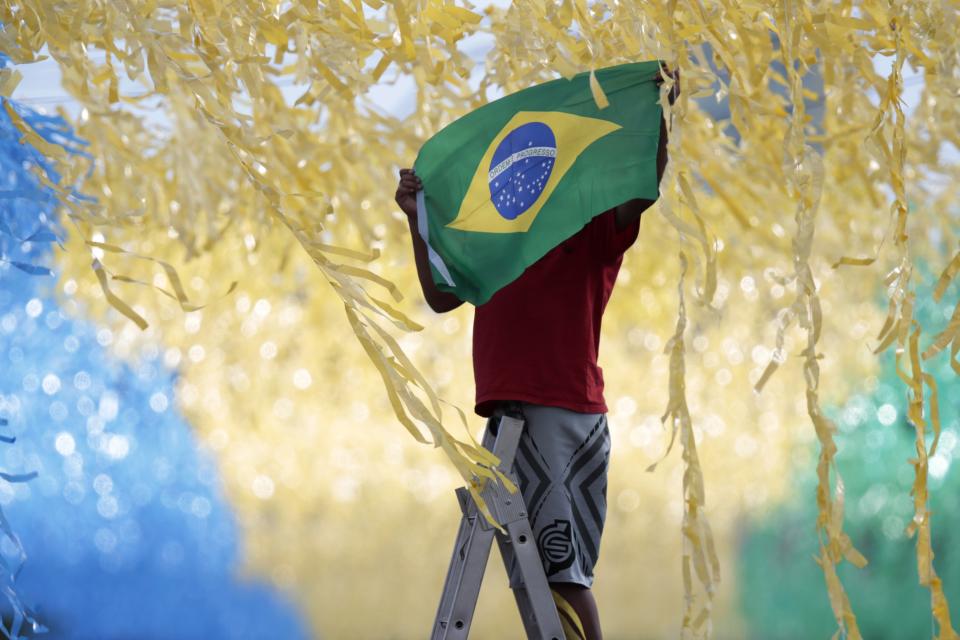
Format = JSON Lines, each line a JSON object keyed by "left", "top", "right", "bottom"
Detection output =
{"left": 432, "top": 414, "right": 566, "bottom": 639}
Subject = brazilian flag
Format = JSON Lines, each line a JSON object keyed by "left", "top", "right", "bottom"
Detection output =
{"left": 413, "top": 60, "right": 664, "bottom": 305}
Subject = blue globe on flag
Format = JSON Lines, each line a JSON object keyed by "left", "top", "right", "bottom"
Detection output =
{"left": 488, "top": 121, "right": 557, "bottom": 220}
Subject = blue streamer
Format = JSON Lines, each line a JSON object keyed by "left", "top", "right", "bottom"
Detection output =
{"left": 0, "top": 60, "right": 87, "bottom": 281}
{"left": 0, "top": 53, "right": 77, "bottom": 640}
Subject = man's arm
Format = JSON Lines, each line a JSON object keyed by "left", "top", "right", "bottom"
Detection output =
{"left": 613, "top": 66, "right": 678, "bottom": 231}
{"left": 395, "top": 168, "right": 464, "bottom": 314}
{"left": 613, "top": 114, "right": 669, "bottom": 230}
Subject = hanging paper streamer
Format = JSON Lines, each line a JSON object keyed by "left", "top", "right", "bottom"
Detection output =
{"left": 738, "top": 267, "right": 960, "bottom": 637}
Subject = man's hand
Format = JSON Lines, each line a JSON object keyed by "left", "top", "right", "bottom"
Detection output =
{"left": 395, "top": 168, "right": 422, "bottom": 219}
{"left": 655, "top": 65, "right": 680, "bottom": 105}
{"left": 394, "top": 166, "right": 464, "bottom": 313}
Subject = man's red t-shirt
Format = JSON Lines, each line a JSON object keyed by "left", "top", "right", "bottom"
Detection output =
{"left": 472, "top": 209, "right": 641, "bottom": 417}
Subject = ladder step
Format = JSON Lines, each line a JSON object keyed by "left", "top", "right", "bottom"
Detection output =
{"left": 432, "top": 414, "right": 566, "bottom": 639}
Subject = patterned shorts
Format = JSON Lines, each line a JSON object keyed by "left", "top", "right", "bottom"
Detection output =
{"left": 492, "top": 402, "right": 611, "bottom": 589}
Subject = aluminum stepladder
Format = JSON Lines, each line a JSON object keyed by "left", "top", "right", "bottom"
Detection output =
{"left": 431, "top": 409, "right": 566, "bottom": 640}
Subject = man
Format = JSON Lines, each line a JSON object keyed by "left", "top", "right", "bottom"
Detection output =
{"left": 395, "top": 68, "right": 678, "bottom": 640}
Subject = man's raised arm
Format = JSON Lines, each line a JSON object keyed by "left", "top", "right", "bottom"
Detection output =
{"left": 394, "top": 168, "right": 464, "bottom": 313}
{"left": 613, "top": 66, "right": 679, "bottom": 231}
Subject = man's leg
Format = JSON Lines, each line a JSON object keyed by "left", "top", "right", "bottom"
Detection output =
{"left": 501, "top": 403, "right": 610, "bottom": 640}
{"left": 551, "top": 582, "right": 601, "bottom": 640}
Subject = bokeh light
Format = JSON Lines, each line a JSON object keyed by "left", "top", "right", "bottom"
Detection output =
{"left": 0, "top": 79, "right": 307, "bottom": 638}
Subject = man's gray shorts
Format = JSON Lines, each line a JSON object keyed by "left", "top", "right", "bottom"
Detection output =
{"left": 491, "top": 402, "right": 611, "bottom": 589}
